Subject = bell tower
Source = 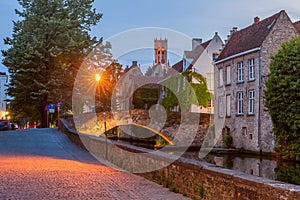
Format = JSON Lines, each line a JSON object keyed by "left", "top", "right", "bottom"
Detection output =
{"left": 154, "top": 38, "right": 168, "bottom": 65}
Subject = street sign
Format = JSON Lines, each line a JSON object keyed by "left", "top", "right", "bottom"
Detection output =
{"left": 49, "top": 104, "right": 55, "bottom": 113}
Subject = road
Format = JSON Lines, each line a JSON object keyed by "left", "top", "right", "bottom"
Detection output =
{"left": 0, "top": 128, "right": 189, "bottom": 200}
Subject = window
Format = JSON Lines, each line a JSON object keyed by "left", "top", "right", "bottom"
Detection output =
{"left": 226, "top": 66, "right": 231, "bottom": 85}
{"left": 237, "top": 92, "right": 243, "bottom": 115}
{"left": 212, "top": 52, "right": 219, "bottom": 61}
{"left": 219, "top": 97, "right": 224, "bottom": 117}
{"left": 248, "top": 59, "right": 255, "bottom": 80}
{"left": 248, "top": 90, "right": 255, "bottom": 115}
{"left": 237, "top": 62, "right": 244, "bottom": 82}
{"left": 208, "top": 100, "right": 212, "bottom": 108}
{"left": 219, "top": 68, "right": 224, "bottom": 86}
{"left": 226, "top": 95, "right": 231, "bottom": 117}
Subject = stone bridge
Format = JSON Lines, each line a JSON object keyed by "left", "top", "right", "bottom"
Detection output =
{"left": 68, "top": 109, "right": 211, "bottom": 147}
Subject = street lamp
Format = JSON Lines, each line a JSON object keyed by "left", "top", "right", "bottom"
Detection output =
{"left": 5, "top": 111, "right": 9, "bottom": 120}
{"left": 95, "top": 73, "right": 108, "bottom": 159}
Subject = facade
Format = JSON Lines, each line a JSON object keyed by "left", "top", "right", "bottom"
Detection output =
{"left": 174, "top": 33, "right": 223, "bottom": 113}
{"left": 0, "top": 72, "right": 8, "bottom": 119}
{"left": 214, "top": 10, "right": 299, "bottom": 152}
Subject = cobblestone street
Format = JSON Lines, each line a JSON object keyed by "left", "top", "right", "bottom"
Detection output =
{"left": 0, "top": 129, "right": 189, "bottom": 200}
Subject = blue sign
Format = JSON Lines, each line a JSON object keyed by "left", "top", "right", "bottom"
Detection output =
{"left": 49, "top": 104, "right": 55, "bottom": 109}
{"left": 57, "top": 102, "right": 61, "bottom": 107}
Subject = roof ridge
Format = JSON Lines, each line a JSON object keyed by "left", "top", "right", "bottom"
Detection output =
{"left": 215, "top": 10, "right": 284, "bottom": 62}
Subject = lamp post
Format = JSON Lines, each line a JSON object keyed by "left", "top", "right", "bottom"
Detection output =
{"left": 95, "top": 73, "right": 108, "bottom": 159}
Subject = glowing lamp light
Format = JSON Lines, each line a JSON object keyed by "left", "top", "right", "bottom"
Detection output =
{"left": 95, "top": 73, "right": 101, "bottom": 82}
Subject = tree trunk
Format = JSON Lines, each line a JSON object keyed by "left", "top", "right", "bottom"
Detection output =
{"left": 39, "top": 106, "right": 47, "bottom": 128}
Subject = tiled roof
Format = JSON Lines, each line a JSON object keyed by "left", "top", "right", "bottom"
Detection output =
{"left": 184, "top": 39, "right": 212, "bottom": 60}
{"left": 201, "top": 39, "right": 212, "bottom": 49}
{"left": 294, "top": 21, "right": 300, "bottom": 33}
{"left": 186, "top": 39, "right": 212, "bottom": 70}
{"left": 172, "top": 60, "right": 183, "bottom": 73}
{"left": 216, "top": 10, "right": 284, "bottom": 62}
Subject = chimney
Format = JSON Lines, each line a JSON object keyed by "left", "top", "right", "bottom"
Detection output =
{"left": 132, "top": 61, "right": 138, "bottom": 67}
{"left": 232, "top": 27, "right": 238, "bottom": 33}
{"left": 192, "top": 38, "right": 202, "bottom": 50}
{"left": 254, "top": 16, "right": 260, "bottom": 23}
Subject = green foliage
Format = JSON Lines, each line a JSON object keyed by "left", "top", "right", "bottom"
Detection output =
{"left": 266, "top": 36, "right": 300, "bottom": 161}
{"left": 162, "top": 71, "right": 211, "bottom": 111}
{"left": 170, "top": 186, "right": 179, "bottom": 193}
{"left": 133, "top": 87, "right": 159, "bottom": 109}
{"left": 155, "top": 138, "right": 168, "bottom": 147}
{"left": 2, "top": 0, "right": 106, "bottom": 126}
{"left": 223, "top": 134, "right": 233, "bottom": 148}
{"left": 275, "top": 161, "right": 300, "bottom": 185}
{"left": 197, "top": 180, "right": 206, "bottom": 198}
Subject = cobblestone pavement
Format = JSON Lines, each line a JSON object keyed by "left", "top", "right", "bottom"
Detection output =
{"left": 0, "top": 128, "right": 189, "bottom": 200}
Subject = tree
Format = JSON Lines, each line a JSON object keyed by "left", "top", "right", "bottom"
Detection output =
{"left": 162, "top": 70, "right": 211, "bottom": 111}
{"left": 2, "top": 0, "right": 106, "bottom": 127}
{"left": 266, "top": 36, "right": 300, "bottom": 161}
{"left": 96, "top": 61, "right": 123, "bottom": 111}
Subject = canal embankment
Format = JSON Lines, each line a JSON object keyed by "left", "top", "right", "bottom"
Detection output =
{"left": 60, "top": 118, "right": 300, "bottom": 200}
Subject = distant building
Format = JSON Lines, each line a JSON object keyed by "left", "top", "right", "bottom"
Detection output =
{"left": 214, "top": 10, "right": 299, "bottom": 152}
{"left": 148, "top": 38, "right": 171, "bottom": 77}
{"left": 172, "top": 33, "right": 223, "bottom": 113}
{"left": 0, "top": 72, "right": 8, "bottom": 119}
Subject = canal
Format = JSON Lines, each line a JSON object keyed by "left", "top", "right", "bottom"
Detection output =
{"left": 109, "top": 137, "right": 300, "bottom": 186}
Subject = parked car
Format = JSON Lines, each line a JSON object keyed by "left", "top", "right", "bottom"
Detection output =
{"left": 10, "top": 122, "right": 18, "bottom": 130}
{"left": 0, "top": 120, "right": 12, "bottom": 131}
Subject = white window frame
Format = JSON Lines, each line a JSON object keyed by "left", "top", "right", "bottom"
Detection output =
{"left": 237, "top": 62, "right": 244, "bottom": 82}
{"left": 248, "top": 90, "right": 255, "bottom": 115}
{"left": 226, "top": 66, "right": 231, "bottom": 85}
{"left": 226, "top": 95, "right": 231, "bottom": 117}
{"left": 248, "top": 59, "right": 255, "bottom": 80}
{"left": 219, "top": 68, "right": 224, "bottom": 86}
{"left": 237, "top": 92, "right": 243, "bottom": 115}
{"left": 219, "top": 96, "right": 224, "bottom": 117}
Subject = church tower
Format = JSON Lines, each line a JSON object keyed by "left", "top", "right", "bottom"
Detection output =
{"left": 154, "top": 38, "right": 168, "bottom": 65}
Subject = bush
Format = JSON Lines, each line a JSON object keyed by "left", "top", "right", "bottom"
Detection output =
{"left": 223, "top": 134, "right": 233, "bottom": 148}
{"left": 266, "top": 36, "right": 300, "bottom": 161}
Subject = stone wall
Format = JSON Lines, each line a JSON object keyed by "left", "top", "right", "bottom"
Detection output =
{"left": 60, "top": 118, "right": 300, "bottom": 200}
{"left": 215, "top": 51, "right": 261, "bottom": 152}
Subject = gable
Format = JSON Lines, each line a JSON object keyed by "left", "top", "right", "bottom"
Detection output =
{"left": 216, "top": 11, "right": 284, "bottom": 62}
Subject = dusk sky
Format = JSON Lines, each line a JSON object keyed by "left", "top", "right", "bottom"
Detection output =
{"left": 1, "top": 0, "right": 300, "bottom": 72}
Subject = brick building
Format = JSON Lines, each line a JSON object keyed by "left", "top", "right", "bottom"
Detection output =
{"left": 214, "top": 10, "right": 299, "bottom": 152}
